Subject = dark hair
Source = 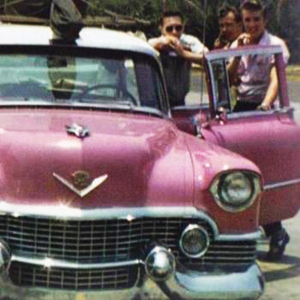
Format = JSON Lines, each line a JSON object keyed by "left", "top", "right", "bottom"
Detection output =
{"left": 218, "top": 4, "right": 242, "bottom": 23}
{"left": 159, "top": 11, "right": 184, "bottom": 26}
{"left": 240, "top": 0, "right": 267, "bottom": 19}
{"left": 50, "top": 0, "right": 83, "bottom": 40}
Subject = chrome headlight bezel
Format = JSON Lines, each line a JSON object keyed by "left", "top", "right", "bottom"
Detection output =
{"left": 179, "top": 224, "right": 210, "bottom": 258}
{"left": 210, "top": 171, "right": 262, "bottom": 213}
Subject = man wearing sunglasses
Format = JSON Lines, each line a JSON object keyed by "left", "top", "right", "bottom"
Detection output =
{"left": 149, "top": 11, "right": 208, "bottom": 107}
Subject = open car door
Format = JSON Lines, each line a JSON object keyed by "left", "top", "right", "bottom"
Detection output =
{"left": 202, "top": 45, "right": 300, "bottom": 226}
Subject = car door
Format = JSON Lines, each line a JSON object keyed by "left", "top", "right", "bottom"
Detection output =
{"left": 203, "top": 45, "right": 300, "bottom": 226}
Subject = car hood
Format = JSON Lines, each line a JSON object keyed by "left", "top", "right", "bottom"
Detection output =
{"left": 0, "top": 108, "right": 195, "bottom": 208}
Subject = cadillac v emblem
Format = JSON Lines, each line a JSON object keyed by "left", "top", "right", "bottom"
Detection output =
{"left": 53, "top": 171, "right": 108, "bottom": 198}
{"left": 66, "top": 123, "right": 89, "bottom": 138}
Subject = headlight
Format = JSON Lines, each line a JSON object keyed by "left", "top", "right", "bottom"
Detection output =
{"left": 179, "top": 224, "right": 209, "bottom": 258}
{"left": 210, "top": 171, "right": 261, "bottom": 213}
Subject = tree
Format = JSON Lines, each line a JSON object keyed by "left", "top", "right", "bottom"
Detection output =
{"left": 1, "top": 0, "right": 297, "bottom": 61}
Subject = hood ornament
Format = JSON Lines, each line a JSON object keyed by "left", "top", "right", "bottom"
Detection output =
{"left": 66, "top": 123, "right": 89, "bottom": 138}
{"left": 53, "top": 171, "right": 108, "bottom": 198}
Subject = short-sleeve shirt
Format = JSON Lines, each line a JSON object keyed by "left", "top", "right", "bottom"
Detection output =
{"left": 231, "top": 31, "right": 290, "bottom": 103}
{"left": 150, "top": 34, "right": 207, "bottom": 106}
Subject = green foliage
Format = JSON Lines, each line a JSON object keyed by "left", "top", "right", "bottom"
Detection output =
{"left": 87, "top": 0, "right": 160, "bottom": 19}
{"left": 85, "top": 0, "right": 299, "bottom": 61}
{"left": 86, "top": 0, "right": 282, "bottom": 46}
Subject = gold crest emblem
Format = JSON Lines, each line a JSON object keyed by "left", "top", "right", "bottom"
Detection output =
{"left": 53, "top": 171, "right": 108, "bottom": 198}
{"left": 72, "top": 170, "right": 91, "bottom": 190}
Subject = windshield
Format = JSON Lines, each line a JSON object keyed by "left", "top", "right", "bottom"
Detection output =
{"left": 0, "top": 52, "right": 165, "bottom": 111}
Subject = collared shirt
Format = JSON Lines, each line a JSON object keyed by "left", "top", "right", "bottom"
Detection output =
{"left": 231, "top": 31, "right": 290, "bottom": 103}
{"left": 149, "top": 34, "right": 207, "bottom": 106}
{"left": 214, "top": 36, "right": 234, "bottom": 50}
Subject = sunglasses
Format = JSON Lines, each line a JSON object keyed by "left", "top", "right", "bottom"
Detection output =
{"left": 165, "top": 25, "right": 183, "bottom": 33}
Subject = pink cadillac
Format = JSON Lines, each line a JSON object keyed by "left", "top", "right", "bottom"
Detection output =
{"left": 0, "top": 25, "right": 265, "bottom": 299}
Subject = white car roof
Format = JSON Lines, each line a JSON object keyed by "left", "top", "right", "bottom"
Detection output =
{"left": 0, "top": 24, "right": 157, "bottom": 57}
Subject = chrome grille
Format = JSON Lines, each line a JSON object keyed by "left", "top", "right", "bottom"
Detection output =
{"left": 9, "top": 262, "right": 138, "bottom": 290}
{"left": 179, "top": 240, "right": 257, "bottom": 268}
{"left": 0, "top": 216, "right": 214, "bottom": 263}
{"left": 0, "top": 215, "right": 256, "bottom": 266}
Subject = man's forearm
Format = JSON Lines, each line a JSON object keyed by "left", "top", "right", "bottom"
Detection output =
{"left": 228, "top": 56, "right": 241, "bottom": 85}
{"left": 180, "top": 50, "right": 205, "bottom": 64}
{"left": 148, "top": 36, "right": 166, "bottom": 51}
{"left": 261, "top": 67, "right": 278, "bottom": 108}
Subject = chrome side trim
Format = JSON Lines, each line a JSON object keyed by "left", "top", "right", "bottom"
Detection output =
{"left": 0, "top": 205, "right": 219, "bottom": 237}
{"left": 264, "top": 177, "right": 300, "bottom": 191}
{"left": 226, "top": 107, "right": 293, "bottom": 120}
{"left": 11, "top": 255, "right": 142, "bottom": 269}
{"left": 218, "top": 230, "right": 263, "bottom": 241}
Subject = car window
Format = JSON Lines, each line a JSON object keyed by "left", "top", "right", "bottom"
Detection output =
{"left": 208, "top": 51, "right": 282, "bottom": 114}
{"left": 184, "top": 67, "right": 209, "bottom": 106}
{"left": 210, "top": 59, "right": 232, "bottom": 111}
{"left": 0, "top": 53, "right": 164, "bottom": 110}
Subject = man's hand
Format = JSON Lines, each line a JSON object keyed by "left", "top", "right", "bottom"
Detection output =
{"left": 148, "top": 35, "right": 179, "bottom": 52}
{"left": 168, "top": 37, "right": 186, "bottom": 56}
{"left": 149, "top": 35, "right": 205, "bottom": 64}
{"left": 257, "top": 103, "right": 270, "bottom": 111}
{"left": 236, "top": 33, "right": 251, "bottom": 47}
{"left": 161, "top": 36, "right": 180, "bottom": 50}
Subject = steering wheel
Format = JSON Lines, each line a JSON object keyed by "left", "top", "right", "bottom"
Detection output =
{"left": 79, "top": 84, "right": 138, "bottom": 105}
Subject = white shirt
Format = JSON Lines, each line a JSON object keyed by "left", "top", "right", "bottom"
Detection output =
{"left": 231, "top": 31, "right": 290, "bottom": 102}
{"left": 148, "top": 34, "right": 208, "bottom": 106}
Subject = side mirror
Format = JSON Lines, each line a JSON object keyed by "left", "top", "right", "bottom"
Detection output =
{"left": 215, "top": 106, "right": 228, "bottom": 123}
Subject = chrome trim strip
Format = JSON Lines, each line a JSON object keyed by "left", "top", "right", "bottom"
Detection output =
{"left": 264, "top": 177, "right": 300, "bottom": 191}
{"left": 0, "top": 102, "right": 166, "bottom": 118}
{"left": 206, "top": 45, "right": 282, "bottom": 61}
{"left": 0, "top": 205, "right": 219, "bottom": 237}
{"left": 226, "top": 107, "right": 293, "bottom": 120}
{"left": 53, "top": 172, "right": 108, "bottom": 198}
{"left": 171, "top": 104, "right": 209, "bottom": 111}
{"left": 218, "top": 230, "right": 263, "bottom": 241}
{"left": 207, "top": 62, "right": 218, "bottom": 109}
{"left": 11, "top": 255, "right": 142, "bottom": 269}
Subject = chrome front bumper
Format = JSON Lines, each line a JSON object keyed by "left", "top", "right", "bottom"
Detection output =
{"left": 0, "top": 262, "right": 264, "bottom": 300}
